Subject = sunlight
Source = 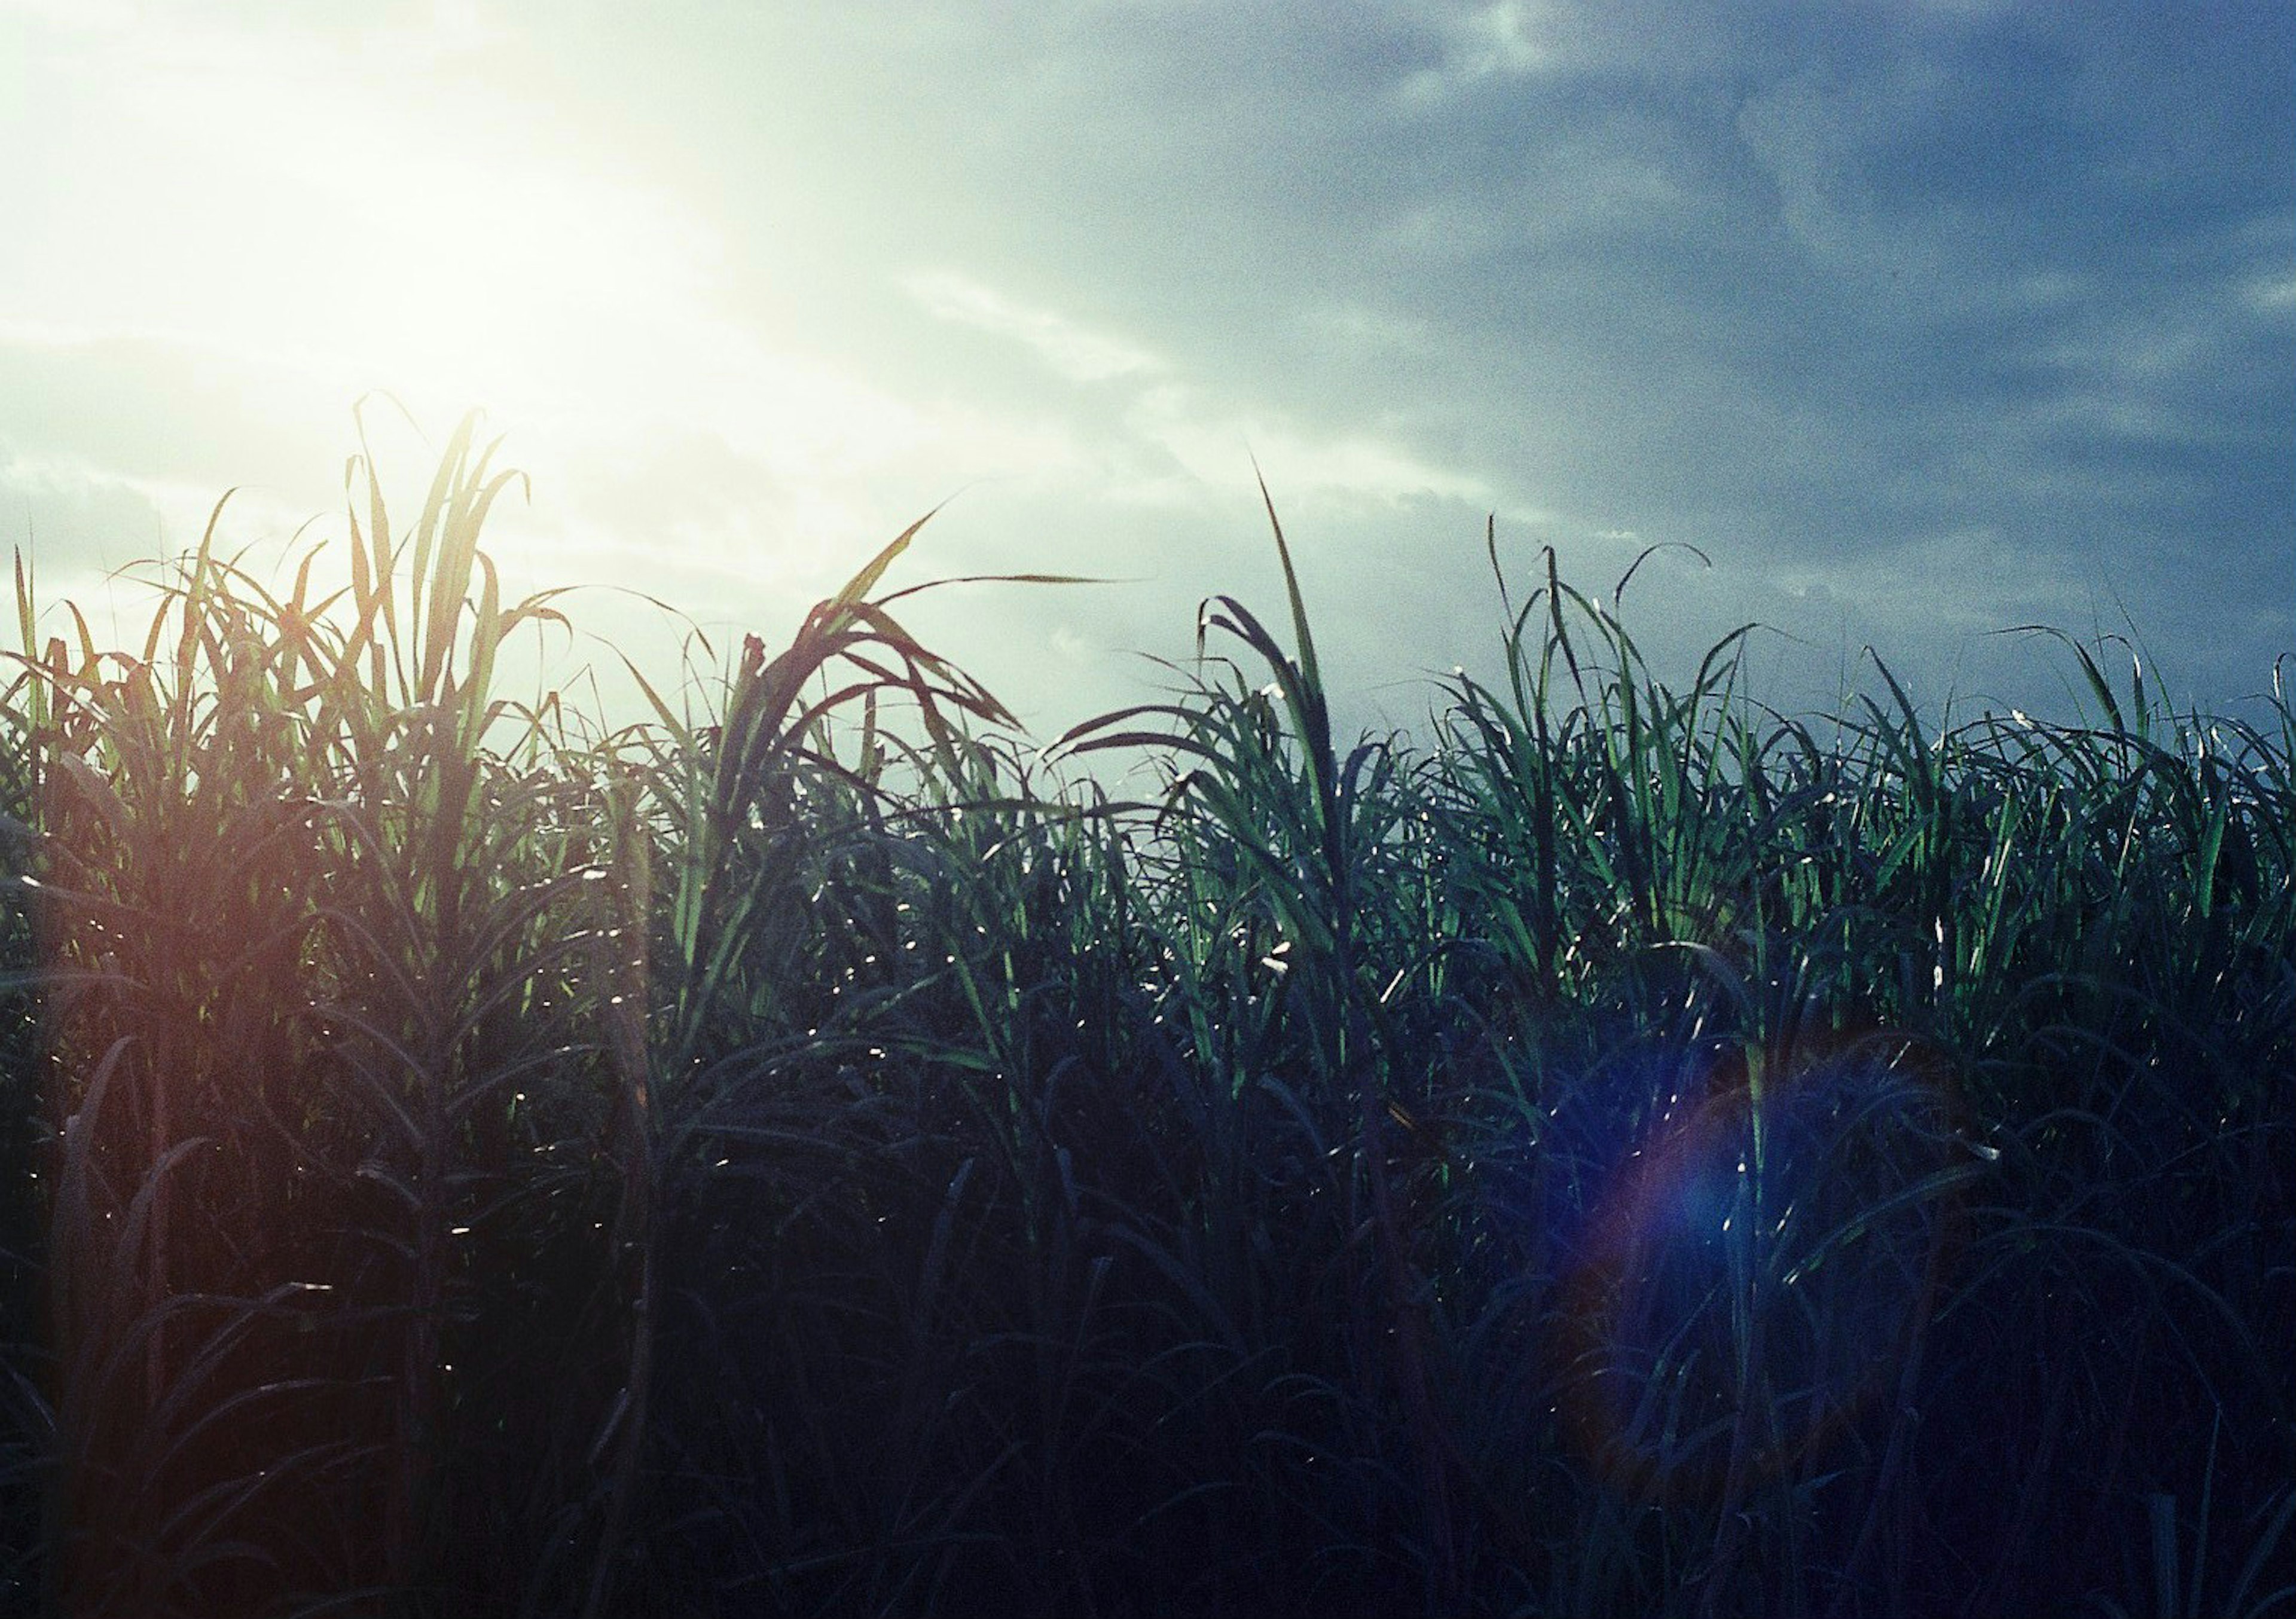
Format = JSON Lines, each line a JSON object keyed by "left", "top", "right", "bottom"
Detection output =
{"left": 99, "top": 36, "right": 711, "bottom": 413}
{"left": 2, "top": 2, "right": 972, "bottom": 597}
{"left": 6, "top": 4, "right": 926, "bottom": 475}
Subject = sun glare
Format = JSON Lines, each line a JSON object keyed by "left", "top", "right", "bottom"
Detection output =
{"left": 1, "top": 4, "right": 984, "bottom": 594}
{"left": 14, "top": 8, "right": 723, "bottom": 429}
{"left": 170, "top": 65, "right": 705, "bottom": 412}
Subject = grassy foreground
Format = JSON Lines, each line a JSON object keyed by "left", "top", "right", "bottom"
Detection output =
{"left": 0, "top": 419, "right": 2290, "bottom": 1617}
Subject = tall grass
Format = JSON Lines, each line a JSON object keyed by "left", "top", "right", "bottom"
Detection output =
{"left": 1, "top": 420, "right": 2290, "bottom": 1616}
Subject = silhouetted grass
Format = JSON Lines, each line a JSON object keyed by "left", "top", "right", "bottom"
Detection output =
{"left": 1, "top": 418, "right": 2289, "bottom": 1617}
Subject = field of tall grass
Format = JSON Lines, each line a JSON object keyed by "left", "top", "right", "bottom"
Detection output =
{"left": 0, "top": 415, "right": 2289, "bottom": 1617}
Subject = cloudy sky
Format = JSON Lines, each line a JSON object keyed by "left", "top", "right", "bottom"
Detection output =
{"left": 2, "top": 0, "right": 2289, "bottom": 743}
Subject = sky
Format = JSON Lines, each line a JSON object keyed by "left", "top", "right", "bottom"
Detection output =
{"left": 2, "top": 0, "right": 2290, "bottom": 749}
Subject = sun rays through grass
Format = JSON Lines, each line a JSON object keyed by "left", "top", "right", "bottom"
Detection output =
{"left": 0, "top": 416, "right": 2289, "bottom": 1617}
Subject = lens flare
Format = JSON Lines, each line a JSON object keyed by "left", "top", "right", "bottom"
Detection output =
{"left": 1551, "top": 1024, "right": 1969, "bottom": 1501}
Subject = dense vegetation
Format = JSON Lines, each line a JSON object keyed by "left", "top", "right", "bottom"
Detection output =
{"left": 1, "top": 419, "right": 2290, "bottom": 1617}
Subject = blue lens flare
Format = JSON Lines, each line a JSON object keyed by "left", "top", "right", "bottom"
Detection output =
{"left": 1547, "top": 1027, "right": 1970, "bottom": 1501}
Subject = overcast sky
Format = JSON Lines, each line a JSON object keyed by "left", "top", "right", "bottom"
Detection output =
{"left": 2, "top": 0, "right": 2289, "bottom": 743}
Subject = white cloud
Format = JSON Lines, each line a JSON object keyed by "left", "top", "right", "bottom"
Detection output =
{"left": 2247, "top": 274, "right": 2296, "bottom": 314}
{"left": 1297, "top": 301, "right": 1435, "bottom": 354}
{"left": 1127, "top": 387, "right": 1492, "bottom": 511}
{"left": 900, "top": 271, "right": 1164, "bottom": 383}
{"left": 1395, "top": 0, "right": 1558, "bottom": 108}
{"left": 891, "top": 269, "right": 1491, "bottom": 517}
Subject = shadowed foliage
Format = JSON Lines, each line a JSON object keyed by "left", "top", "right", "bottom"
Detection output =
{"left": 1, "top": 420, "right": 2290, "bottom": 1617}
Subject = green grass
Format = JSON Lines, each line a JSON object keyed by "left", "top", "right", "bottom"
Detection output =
{"left": 1, "top": 415, "right": 2291, "bottom": 1617}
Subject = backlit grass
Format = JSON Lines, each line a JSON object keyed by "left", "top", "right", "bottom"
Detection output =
{"left": 1, "top": 418, "right": 2289, "bottom": 1617}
